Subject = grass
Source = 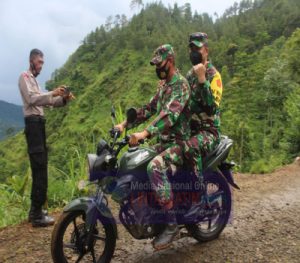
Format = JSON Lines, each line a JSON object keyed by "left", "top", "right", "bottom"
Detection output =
{"left": 0, "top": 105, "right": 140, "bottom": 227}
{"left": 0, "top": 143, "right": 93, "bottom": 227}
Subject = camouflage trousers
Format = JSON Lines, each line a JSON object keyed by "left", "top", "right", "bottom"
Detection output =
{"left": 147, "top": 142, "right": 184, "bottom": 208}
{"left": 183, "top": 129, "right": 220, "bottom": 178}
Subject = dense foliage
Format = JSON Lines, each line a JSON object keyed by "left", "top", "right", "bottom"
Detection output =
{"left": 0, "top": 0, "right": 299, "bottom": 226}
{"left": 0, "top": 100, "right": 23, "bottom": 140}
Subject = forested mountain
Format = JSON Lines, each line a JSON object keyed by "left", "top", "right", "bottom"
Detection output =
{"left": 0, "top": 100, "right": 23, "bottom": 140}
{"left": 0, "top": 0, "right": 299, "bottom": 225}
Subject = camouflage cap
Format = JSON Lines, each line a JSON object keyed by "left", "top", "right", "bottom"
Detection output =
{"left": 189, "top": 32, "right": 208, "bottom": 48}
{"left": 150, "top": 44, "right": 175, "bottom": 66}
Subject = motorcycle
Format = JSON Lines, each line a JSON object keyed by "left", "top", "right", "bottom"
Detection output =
{"left": 51, "top": 107, "right": 239, "bottom": 263}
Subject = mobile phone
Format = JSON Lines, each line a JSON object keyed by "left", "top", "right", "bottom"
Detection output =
{"left": 64, "top": 87, "right": 71, "bottom": 95}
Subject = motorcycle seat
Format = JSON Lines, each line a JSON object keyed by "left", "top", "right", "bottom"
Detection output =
{"left": 202, "top": 135, "right": 233, "bottom": 170}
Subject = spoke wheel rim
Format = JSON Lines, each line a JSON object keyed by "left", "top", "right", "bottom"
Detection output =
{"left": 197, "top": 182, "right": 227, "bottom": 234}
{"left": 62, "top": 213, "right": 107, "bottom": 262}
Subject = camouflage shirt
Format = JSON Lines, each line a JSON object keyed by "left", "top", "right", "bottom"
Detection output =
{"left": 135, "top": 72, "right": 191, "bottom": 141}
{"left": 186, "top": 62, "right": 223, "bottom": 131}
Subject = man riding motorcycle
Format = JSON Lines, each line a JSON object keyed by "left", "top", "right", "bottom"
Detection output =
{"left": 115, "top": 44, "right": 191, "bottom": 250}
{"left": 184, "top": 32, "right": 223, "bottom": 180}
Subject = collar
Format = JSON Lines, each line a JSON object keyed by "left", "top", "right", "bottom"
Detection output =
{"left": 27, "top": 69, "right": 34, "bottom": 78}
{"left": 207, "top": 61, "right": 213, "bottom": 68}
{"left": 166, "top": 72, "right": 180, "bottom": 85}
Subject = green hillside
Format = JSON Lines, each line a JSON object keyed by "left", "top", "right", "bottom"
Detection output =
{"left": 0, "top": 0, "right": 299, "bottom": 226}
{"left": 0, "top": 100, "right": 23, "bottom": 140}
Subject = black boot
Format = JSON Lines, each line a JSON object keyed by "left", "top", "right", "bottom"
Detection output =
{"left": 153, "top": 209, "right": 179, "bottom": 250}
{"left": 30, "top": 206, "right": 55, "bottom": 227}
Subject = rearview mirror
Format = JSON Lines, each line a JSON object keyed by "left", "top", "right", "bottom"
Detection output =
{"left": 126, "top": 108, "right": 137, "bottom": 124}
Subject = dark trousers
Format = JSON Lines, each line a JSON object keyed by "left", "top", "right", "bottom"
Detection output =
{"left": 24, "top": 116, "right": 48, "bottom": 209}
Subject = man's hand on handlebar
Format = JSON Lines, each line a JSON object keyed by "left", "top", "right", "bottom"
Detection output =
{"left": 110, "top": 127, "right": 121, "bottom": 138}
{"left": 114, "top": 120, "right": 127, "bottom": 133}
{"left": 129, "top": 130, "right": 149, "bottom": 147}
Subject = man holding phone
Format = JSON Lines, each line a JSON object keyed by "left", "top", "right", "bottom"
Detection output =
{"left": 19, "top": 48, "right": 74, "bottom": 227}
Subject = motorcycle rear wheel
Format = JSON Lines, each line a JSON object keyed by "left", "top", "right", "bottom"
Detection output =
{"left": 185, "top": 172, "right": 232, "bottom": 242}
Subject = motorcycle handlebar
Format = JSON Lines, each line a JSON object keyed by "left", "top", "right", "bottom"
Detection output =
{"left": 125, "top": 135, "right": 144, "bottom": 144}
{"left": 138, "top": 139, "right": 145, "bottom": 144}
{"left": 109, "top": 129, "right": 144, "bottom": 144}
{"left": 109, "top": 128, "right": 121, "bottom": 139}
{"left": 115, "top": 135, "right": 144, "bottom": 146}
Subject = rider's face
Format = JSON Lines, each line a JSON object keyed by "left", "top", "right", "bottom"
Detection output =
{"left": 189, "top": 45, "right": 208, "bottom": 63}
{"left": 156, "top": 59, "right": 169, "bottom": 69}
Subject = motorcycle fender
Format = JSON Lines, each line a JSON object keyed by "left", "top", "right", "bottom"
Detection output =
{"left": 63, "top": 197, "right": 118, "bottom": 238}
{"left": 63, "top": 197, "right": 94, "bottom": 213}
{"left": 220, "top": 169, "right": 240, "bottom": 190}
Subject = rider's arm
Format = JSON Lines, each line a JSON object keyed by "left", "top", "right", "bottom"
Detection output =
{"left": 145, "top": 80, "right": 190, "bottom": 136}
{"left": 134, "top": 88, "right": 160, "bottom": 125}
{"left": 19, "top": 73, "right": 55, "bottom": 107}
{"left": 191, "top": 71, "right": 223, "bottom": 116}
{"left": 118, "top": 88, "right": 159, "bottom": 131}
{"left": 197, "top": 79, "right": 216, "bottom": 116}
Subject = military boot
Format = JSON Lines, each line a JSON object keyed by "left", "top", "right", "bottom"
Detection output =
{"left": 153, "top": 208, "right": 179, "bottom": 250}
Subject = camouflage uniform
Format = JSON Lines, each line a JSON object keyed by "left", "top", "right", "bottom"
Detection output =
{"left": 184, "top": 33, "right": 223, "bottom": 177}
{"left": 135, "top": 44, "right": 191, "bottom": 207}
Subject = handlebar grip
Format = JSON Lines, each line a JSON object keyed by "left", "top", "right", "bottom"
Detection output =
{"left": 126, "top": 135, "right": 145, "bottom": 147}
{"left": 109, "top": 128, "right": 121, "bottom": 138}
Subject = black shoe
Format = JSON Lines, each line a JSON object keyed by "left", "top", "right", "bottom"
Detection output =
{"left": 29, "top": 205, "right": 54, "bottom": 227}
{"left": 153, "top": 209, "right": 179, "bottom": 250}
{"left": 28, "top": 209, "right": 48, "bottom": 222}
{"left": 31, "top": 214, "right": 55, "bottom": 227}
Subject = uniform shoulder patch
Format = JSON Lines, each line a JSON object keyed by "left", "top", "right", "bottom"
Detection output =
{"left": 216, "top": 79, "right": 222, "bottom": 88}
{"left": 22, "top": 72, "right": 29, "bottom": 79}
{"left": 210, "top": 72, "right": 223, "bottom": 107}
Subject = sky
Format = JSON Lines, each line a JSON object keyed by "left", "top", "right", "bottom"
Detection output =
{"left": 0, "top": 0, "right": 241, "bottom": 105}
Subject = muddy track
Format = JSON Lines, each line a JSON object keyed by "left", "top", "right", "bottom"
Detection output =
{"left": 1, "top": 162, "right": 299, "bottom": 263}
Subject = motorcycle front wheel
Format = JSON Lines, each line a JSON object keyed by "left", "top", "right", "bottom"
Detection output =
{"left": 51, "top": 210, "right": 116, "bottom": 263}
{"left": 185, "top": 171, "right": 232, "bottom": 242}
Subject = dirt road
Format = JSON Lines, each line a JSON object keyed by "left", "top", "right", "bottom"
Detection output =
{"left": 1, "top": 162, "right": 299, "bottom": 263}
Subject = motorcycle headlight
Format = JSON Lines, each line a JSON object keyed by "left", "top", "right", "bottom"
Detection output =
{"left": 97, "top": 139, "right": 109, "bottom": 156}
{"left": 87, "top": 151, "right": 112, "bottom": 182}
{"left": 87, "top": 153, "right": 97, "bottom": 175}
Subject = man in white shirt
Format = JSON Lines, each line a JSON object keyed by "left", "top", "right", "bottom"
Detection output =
{"left": 19, "top": 48, "right": 74, "bottom": 227}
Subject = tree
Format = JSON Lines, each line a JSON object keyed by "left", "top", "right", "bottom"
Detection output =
{"left": 5, "top": 127, "right": 15, "bottom": 137}
{"left": 183, "top": 3, "right": 192, "bottom": 22}
{"left": 226, "top": 43, "right": 238, "bottom": 76}
{"left": 120, "top": 15, "right": 128, "bottom": 27}
{"left": 130, "top": 0, "right": 144, "bottom": 11}
{"left": 105, "top": 16, "right": 113, "bottom": 31}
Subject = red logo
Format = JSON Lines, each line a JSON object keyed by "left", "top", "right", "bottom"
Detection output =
{"left": 217, "top": 79, "right": 222, "bottom": 88}
{"left": 23, "top": 72, "right": 29, "bottom": 79}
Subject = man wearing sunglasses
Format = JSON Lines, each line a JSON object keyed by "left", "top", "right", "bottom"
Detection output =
{"left": 184, "top": 32, "right": 223, "bottom": 182}
{"left": 115, "top": 44, "right": 191, "bottom": 250}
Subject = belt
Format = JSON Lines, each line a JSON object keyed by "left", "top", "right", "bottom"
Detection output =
{"left": 25, "top": 115, "right": 46, "bottom": 124}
